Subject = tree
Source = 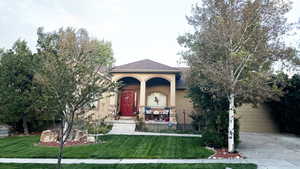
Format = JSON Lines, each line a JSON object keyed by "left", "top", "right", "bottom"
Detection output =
{"left": 36, "top": 27, "right": 118, "bottom": 169}
{"left": 0, "top": 48, "right": 3, "bottom": 59}
{"left": 178, "top": 0, "right": 299, "bottom": 152}
{"left": 0, "top": 40, "right": 37, "bottom": 135}
{"left": 266, "top": 74, "right": 300, "bottom": 135}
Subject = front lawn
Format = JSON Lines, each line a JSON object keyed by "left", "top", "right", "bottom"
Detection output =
{"left": 0, "top": 135, "right": 214, "bottom": 159}
{"left": 0, "top": 163, "right": 257, "bottom": 169}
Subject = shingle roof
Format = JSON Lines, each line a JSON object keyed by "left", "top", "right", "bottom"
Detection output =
{"left": 111, "top": 59, "right": 189, "bottom": 89}
{"left": 111, "top": 59, "right": 180, "bottom": 73}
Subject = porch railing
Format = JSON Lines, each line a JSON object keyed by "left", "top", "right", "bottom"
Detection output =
{"left": 144, "top": 107, "right": 170, "bottom": 122}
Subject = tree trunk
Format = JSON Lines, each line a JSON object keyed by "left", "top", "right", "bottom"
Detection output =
{"left": 228, "top": 93, "right": 235, "bottom": 153}
{"left": 22, "top": 112, "right": 29, "bottom": 135}
{"left": 57, "top": 120, "right": 64, "bottom": 169}
{"left": 63, "top": 121, "right": 68, "bottom": 141}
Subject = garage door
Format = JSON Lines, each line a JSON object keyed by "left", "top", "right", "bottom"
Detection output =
{"left": 236, "top": 104, "right": 279, "bottom": 133}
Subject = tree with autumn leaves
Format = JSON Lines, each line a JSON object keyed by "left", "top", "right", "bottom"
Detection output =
{"left": 178, "top": 0, "right": 299, "bottom": 152}
{"left": 36, "top": 27, "right": 118, "bottom": 169}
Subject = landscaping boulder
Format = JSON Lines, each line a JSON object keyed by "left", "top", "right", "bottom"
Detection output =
{"left": 40, "top": 129, "right": 94, "bottom": 146}
{"left": 87, "top": 136, "right": 96, "bottom": 143}
{"left": 74, "top": 129, "right": 88, "bottom": 142}
{"left": 40, "top": 130, "right": 58, "bottom": 143}
{"left": 67, "top": 129, "right": 88, "bottom": 142}
{"left": 0, "top": 125, "right": 9, "bottom": 137}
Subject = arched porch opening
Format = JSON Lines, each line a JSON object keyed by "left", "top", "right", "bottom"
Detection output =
{"left": 145, "top": 77, "right": 171, "bottom": 121}
{"left": 117, "top": 77, "right": 140, "bottom": 116}
{"left": 146, "top": 77, "right": 170, "bottom": 107}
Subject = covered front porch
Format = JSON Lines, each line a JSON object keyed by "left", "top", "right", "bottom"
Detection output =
{"left": 109, "top": 73, "right": 177, "bottom": 123}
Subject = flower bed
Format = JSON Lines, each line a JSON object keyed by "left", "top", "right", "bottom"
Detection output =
{"left": 209, "top": 148, "right": 244, "bottom": 159}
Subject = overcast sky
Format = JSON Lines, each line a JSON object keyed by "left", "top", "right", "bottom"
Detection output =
{"left": 0, "top": 0, "right": 299, "bottom": 67}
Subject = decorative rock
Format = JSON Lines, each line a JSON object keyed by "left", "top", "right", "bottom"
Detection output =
{"left": 0, "top": 125, "right": 9, "bottom": 137}
{"left": 87, "top": 136, "right": 96, "bottom": 143}
{"left": 73, "top": 129, "right": 88, "bottom": 142}
{"left": 40, "top": 129, "right": 94, "bottom": 146}
{"left": 210, "top": 148, "right": 244, "bottom": 159}
{"left": 40, "top": 130, "right": 58, "bottom": 143}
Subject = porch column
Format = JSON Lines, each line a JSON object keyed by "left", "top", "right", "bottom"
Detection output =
{"left": 170, "top": 76, "right": 176, "bottom": 122}
{"left": 139, "top": 79, "right": 146, "bottom": 119}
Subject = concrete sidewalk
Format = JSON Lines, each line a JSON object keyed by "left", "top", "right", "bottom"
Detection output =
{"left": 92, "top": 132, "right": 202, "bottom": 137}
{"left": 0, "top": 158, "right": 299, "bottom": 169}
{"left": 109, "top": 131, "right": 202, "bottom": 137}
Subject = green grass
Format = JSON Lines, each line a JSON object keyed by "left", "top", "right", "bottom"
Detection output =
{"left": 148, "top": 129, "right": 201, "bottom": 134}
{"left": 0, "top": 135, "right": 214, "bottom": 159}
{"left": 0, "top": 163, "right": 257, "bottom": 169}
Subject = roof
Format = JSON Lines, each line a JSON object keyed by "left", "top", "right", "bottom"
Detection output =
{"left": 111, "top": 59, "right": 180, "bottom": 73}
{"left": 111, "top": 59, "right": 189, "bottom": 89}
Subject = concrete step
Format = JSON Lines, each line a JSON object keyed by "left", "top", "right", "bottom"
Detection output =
{"left": 119, "top": 116, "right": 136, "bottom": 120}
{"left": 109, "top": 122, "right": 136, "bottom": 134}
{"left": 107, "top": 119, "right": 136, "bottom": 124}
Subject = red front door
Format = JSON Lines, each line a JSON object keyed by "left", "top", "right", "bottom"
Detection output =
{"left": 120, "top": 90, "right": 135, "bottom": 116}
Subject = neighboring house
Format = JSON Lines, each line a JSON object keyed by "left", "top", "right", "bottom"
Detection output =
{"left": 91, "top": 59, "right": 278, "bottom": 133}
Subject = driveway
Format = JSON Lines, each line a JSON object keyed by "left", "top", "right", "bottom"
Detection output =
{"left": 238, "top": 132, "right": 300, "bottom": 169}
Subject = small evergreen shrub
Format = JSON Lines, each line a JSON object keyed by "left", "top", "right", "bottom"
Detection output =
{"left": 199, "top": 111, "right": 239, "bottom": 148}
{"left": 187, "top": 83, "right": 240, "bottom": 149}
{"left": 87, "top": 124, "right": 112, "bottom": 134}
{"left": 135, "top": 116, "right": 147, "bottom": 131}
{"left": 200, "top": 130, "right": 223, "bottom": 148}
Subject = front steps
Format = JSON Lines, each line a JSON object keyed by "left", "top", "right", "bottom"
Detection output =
{"left": 108, "top": 117, "right": 136, "bottom": 134}
{"left": 119, "top": 116, "right": 136, "bottom": 120}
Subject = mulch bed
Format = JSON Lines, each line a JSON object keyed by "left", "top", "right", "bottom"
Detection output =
{"left": 39, "top": 141, "right": 93, "bottom": 147}
{"left": 209, "top": 148, "right": 244, "bottom": 159}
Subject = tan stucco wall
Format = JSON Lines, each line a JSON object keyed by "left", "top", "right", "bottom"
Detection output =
{"left": 91, "top": 92, "right": 112, "bottom": 120}
{"left": 98, "top": 93, "right": 112, "bottom": 119}
{"left": 146, "top": 85, "right": 170, "bottom": 106}
{"left": 175, "top": 90, "right": 194, "bottom": 124}
{"left": 236, "top": 104, "right": 279, "bottom": 133}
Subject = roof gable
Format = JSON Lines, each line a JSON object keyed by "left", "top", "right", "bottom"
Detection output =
{"left": 111, "top": 59, "right": 180, "bottom": 73}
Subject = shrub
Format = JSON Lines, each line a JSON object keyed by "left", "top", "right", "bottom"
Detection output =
{"left": 187, "top": 83, "right": 240, "bottom": 148}
{"left": 135, "top": 116, "right": 147, "bottom": 132}
{"left": 190, "top": 111, "right": 207, "bottom": 132}
{"left": 200, "top": 130, "right": 223, "bottom": 148}
{"left": 87, "top": 124, "right": 112, "bottom": 134}
{"left": 266, "top": 74, "right": 300, "bottom": 135}
{"left": 200, "top": 111, "right": 239, "bottom": 148}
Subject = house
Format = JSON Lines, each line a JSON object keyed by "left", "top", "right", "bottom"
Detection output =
{"left": 92, "top": 59, "right": 278, "bottom": 133}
